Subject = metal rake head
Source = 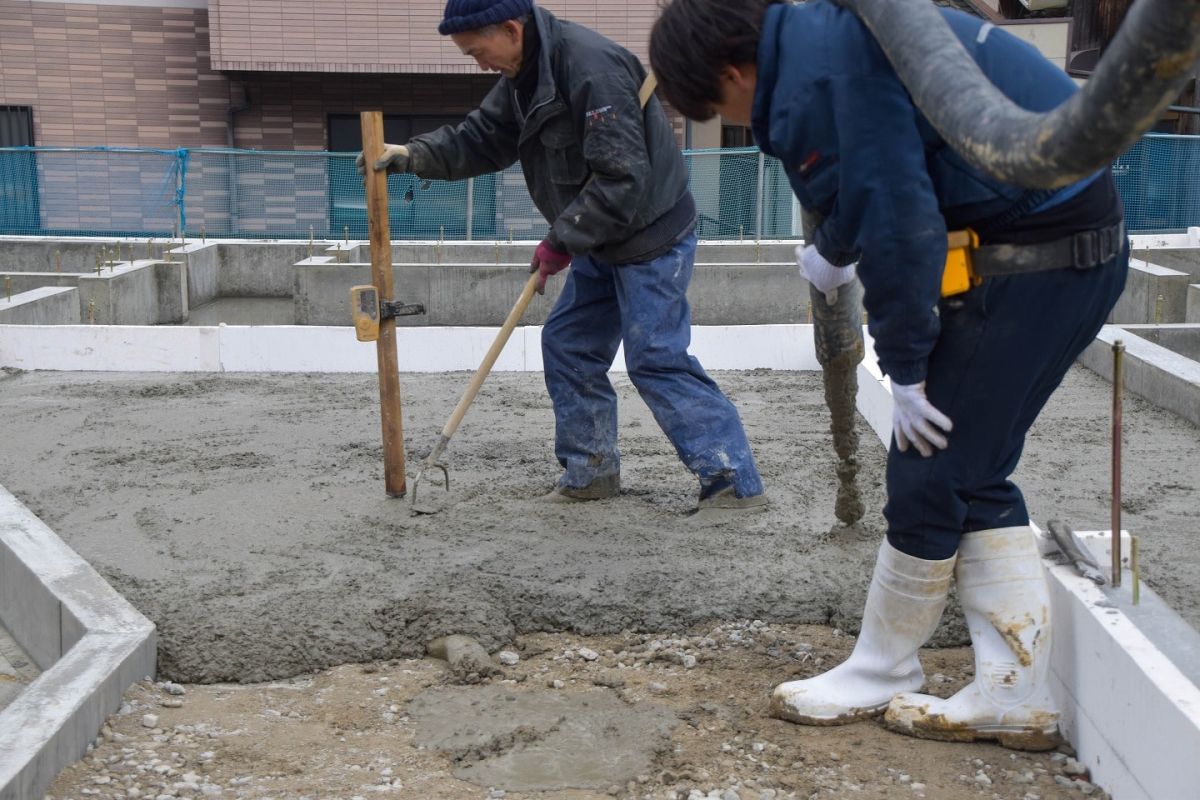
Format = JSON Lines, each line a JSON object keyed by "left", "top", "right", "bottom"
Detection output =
{"left": 409, "top": 461, "right": 450, "bottom": 514}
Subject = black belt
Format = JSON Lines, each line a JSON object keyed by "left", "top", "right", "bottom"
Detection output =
{"left": 971, "top": 221, "right": 1126, "bottom": 278}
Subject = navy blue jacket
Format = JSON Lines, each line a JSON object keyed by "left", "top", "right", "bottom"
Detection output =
{"left": 752, "top": 1, "right": 1088, "bottom": 384}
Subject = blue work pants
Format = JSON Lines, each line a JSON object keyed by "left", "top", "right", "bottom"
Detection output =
{"left": 885, "top": 246, "right": 1128, "bottom": 560}
{"left": 541, "top": 232, "right": 764, "bottom": 498}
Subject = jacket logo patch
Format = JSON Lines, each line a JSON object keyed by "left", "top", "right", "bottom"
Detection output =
{"left": 585, "top": 105, "right": 616, "bottom": 127}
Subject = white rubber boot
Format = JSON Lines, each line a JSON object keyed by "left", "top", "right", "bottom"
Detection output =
{"left": 770, "top": 540, "right": 956, "bottom": 725}
{"left": 884, "top": 526, "right": 1061, "bottom": 751}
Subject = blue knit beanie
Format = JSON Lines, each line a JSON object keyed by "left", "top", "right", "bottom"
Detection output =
{"left": 438, "top": 0, "right": 534, "bottom": 35}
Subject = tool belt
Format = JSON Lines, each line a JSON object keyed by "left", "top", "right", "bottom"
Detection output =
{"left": 941, "top": 221, "right": 1126, "bottom": 297}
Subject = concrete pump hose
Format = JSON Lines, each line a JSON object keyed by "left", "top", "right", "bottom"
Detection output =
{"left": 838, "top": 0, "right": 1200, "bottom": 189}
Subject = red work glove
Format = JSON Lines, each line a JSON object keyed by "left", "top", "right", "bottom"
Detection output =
{"left": 530, "top": 239, "right": 572, "bottom": 295}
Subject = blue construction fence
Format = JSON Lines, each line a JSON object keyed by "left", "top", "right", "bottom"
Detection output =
{"left": 0, "top": 136, "right": 1196, "bottom": 239}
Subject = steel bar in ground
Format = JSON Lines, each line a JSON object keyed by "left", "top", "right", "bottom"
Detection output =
{"left": 1112, "top": 339, "right": 1124, "bottom": 587}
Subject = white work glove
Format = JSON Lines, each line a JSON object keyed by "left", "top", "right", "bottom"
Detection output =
{"left": 797, "top": 244, "right": 857, "bottom": 304}
{"left": 355, "top": 143, "right": 410, "bottom": 177}
{"left": 891, "top": 381, "right": 953, "bottom": 457}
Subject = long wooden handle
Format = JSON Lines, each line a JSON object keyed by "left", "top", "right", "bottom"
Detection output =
{"left": 440, "top": 271, "right": 540, "bottom": 440}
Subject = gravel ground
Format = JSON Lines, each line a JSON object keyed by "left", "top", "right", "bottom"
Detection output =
{"left": 47, "top": 623, "right": 1107, "bottom": 800}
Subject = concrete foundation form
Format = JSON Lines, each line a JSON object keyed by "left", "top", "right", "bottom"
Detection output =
{"left": 0, "top": 287, "right": 80, "bottom": 325}
{"left": 1080, "top": 324, "right": 1200, "bottom": 427}
{"left": 3, "top": 236, "right": 1199, "bottom": 329}
{"left": 0, "top": 485, "right": 156, "bottom": 800}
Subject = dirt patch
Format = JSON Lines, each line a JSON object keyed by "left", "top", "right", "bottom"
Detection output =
{"left": 47, "top": 625, "right": 1105, "bottom": 800}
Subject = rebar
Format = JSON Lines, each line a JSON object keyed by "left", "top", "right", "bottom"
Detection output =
{"left": 1112, "top": 339, "right": 1125, "bottom": 588}
{"left": 1131, "top": 535, "right": 1141, "bottom": 605}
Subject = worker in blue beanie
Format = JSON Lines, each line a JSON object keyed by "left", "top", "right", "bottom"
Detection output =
{"left": 359, "top": 0, "right": 767, "bottom": 515}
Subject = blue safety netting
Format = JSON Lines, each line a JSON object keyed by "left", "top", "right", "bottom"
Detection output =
{"left": 1112, "top": 134, "right": 1200, "bottom": 232}
{"left": 1, "top": 135, "right": 1197, "bottom": 239}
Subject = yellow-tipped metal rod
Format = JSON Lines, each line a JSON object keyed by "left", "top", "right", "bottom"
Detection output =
{"left": 1131, "top": 535, "right": 1140, "bottom": 606}
{"left": 411, "top": 270, "right": 540, "bottom": 510}
{"left": 1112, "top": 339, "right": 1125, "bottom": 588}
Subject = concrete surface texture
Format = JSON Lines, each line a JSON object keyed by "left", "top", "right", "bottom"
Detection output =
{"left": 1123, "top": 323, "right": 1200, "bottom": 361}
{"left": 1079, "top": 325, "right": 1200, "bottom": 428}
{"left": 1108, "top": 259, "right": 1192, "bottom": 324}
{"left": 0, "top": 366, "right": 1196, "bottom": 685}
{"left": 0, "top": 622, "right": 38, "bottom": 712}
{"left": 1132, "top": 247, "right": 1200, "bottom": 280}
{"left": 292, "top": 261, "right": 807, "bottom": 327}
{"left": 0, "top": 287, "right": 80, "bottom": 325}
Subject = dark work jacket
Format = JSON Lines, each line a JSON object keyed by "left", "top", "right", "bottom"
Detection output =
{"left": 407, "top": 6, "right": 694, "bottom": 264}
{"left": 752, "top": 1, "right": 1106, "bottom": 384}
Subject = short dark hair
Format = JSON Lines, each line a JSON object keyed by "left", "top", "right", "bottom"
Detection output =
{"left": 650, "top": 0, "right": 782, "bottom": 121}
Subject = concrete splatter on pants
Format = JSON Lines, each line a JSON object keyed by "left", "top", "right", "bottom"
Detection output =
{"left": 885, "top": 245, "right": 1129, "bottom": 560}
{"left": 541, "top": 232, "right": 764, "bottom": 498}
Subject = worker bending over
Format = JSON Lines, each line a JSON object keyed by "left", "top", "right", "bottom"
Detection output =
{"left": 360, "top": 0, "right": 767, "bottom": 514}
{"left": 651, "top": 0, "right": 1127, "bottom": 749}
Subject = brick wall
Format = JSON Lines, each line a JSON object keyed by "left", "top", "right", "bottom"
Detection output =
{"left": 230, "top": 72, "right": 495, "bottom": 150}
{"left": 208, "top": 0, "right": 661, "bottom": 73}
{"left": 0, "top": 0, "right": 231, "bottom": 147}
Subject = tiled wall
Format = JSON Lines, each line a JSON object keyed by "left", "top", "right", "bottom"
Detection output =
{"left": 0, "top": 1, "right": 673, "bottom": 151}
{"left": 230, "top": 72, "right": 495, "bottom": 150}
{"left": 208, "top": 0, "right": 661, "bottom": 74}
{"left": 0, "top": 0, "right": 231, "bottom": 147}
{"left": 0, "top": 0, "right": 686, "bottom": 235}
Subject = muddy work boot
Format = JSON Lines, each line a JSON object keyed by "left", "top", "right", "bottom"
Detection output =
{"left": 541, "top": 473, "right": 620, "bottom": 503}
{"left": 884, "top": 526, "right": 1061, "bottom": 751}
{"left": 689, "top": 481, "right": 769, "bottom": 522}
{"left": 770, "top": 540, "right": 956, "bottom": 724}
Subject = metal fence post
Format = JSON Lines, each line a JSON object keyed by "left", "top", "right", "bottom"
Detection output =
{"left": 466, "top": 176, "right": 475, "bottom": 241}
{"left": 755, "top": 149, "right": 766, "bottom": 239}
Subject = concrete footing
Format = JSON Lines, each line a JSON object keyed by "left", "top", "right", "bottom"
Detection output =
{"left": 1110, "top": 259, "right": 1192, "bottom": 325}
{"left": 1079, "top": 324, "right": 1200, "bottom": 427}
{"left": 0, "top": 287, "right": 80, "bottom": 325}
{"left": 0, "top": 485, "right": 156, "bottom": 800}
{"left": 1043, "top": 529, "right": 1200, "bottom": 800}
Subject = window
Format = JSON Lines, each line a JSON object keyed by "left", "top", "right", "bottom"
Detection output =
{"left": 0, "top": 106, "right": 38, "bottom": 231}
{"left": 721, "top": 124, "right": 754, "bottom": 149}
{"left": 327, "top": 114, "right": 463, "bottom": 152}
{"left": 0, "top": 106, "right": 34, "bottom": 146}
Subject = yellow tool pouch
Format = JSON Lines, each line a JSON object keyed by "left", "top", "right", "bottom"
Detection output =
{"left": 942, "top": 229, "right": 982, "bottom": 298}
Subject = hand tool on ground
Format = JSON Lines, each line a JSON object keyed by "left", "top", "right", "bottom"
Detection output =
{"left": 1046, "top": 519, "right": 1106, "bottom": 585}
{"left": 409, "top": 72, "right": 659, "bottom": 513}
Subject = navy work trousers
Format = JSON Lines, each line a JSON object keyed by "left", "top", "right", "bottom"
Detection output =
{"left": 885, "top": 245, "right": 1128, "bottom": 560}
{"left": 541, "top": 232, "right": 764, "bottom": 498}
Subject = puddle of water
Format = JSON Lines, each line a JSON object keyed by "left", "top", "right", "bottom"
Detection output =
{"left": 408, "top": 685, "right": 675, "bottom": 791}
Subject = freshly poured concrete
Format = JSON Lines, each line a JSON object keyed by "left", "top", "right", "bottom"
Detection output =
{"left": 0, "top": 366, "right": 1196, "bottom": 685}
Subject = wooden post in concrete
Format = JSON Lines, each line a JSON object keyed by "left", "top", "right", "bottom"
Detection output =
{"left": 361, "top": 111, "right": 407, "bottom": 497}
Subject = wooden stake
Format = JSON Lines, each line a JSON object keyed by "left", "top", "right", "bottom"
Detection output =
{"left": 362, "top": 111, "right": 407, "bottom": 497}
